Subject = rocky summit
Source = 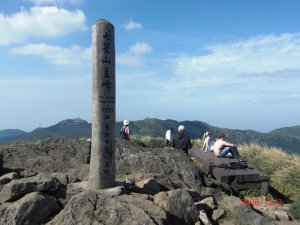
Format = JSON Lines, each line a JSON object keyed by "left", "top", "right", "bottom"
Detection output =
{"left": 0, "top": 138, "right": 296, "bottom": 225}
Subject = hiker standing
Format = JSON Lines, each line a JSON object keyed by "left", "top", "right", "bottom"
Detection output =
{"left": 165, "top": 128, "right": 174, "bottom": 147}
{"left": 202, "top": 131, "right": 214, "bottom": 152}
{"left": 173, "top": 125, "right": 193, "bottom": 154}
{"left": 120, "top": 120, "right": 130, "bottom": 140}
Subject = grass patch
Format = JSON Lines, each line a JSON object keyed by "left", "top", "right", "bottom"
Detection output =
{"left": 290, "top": 195, "right": 300, "bottom": 219}
{"left": 130, "top": 135, "right": 165, "bottom": 148}
{"left": 239, "top": 143, "right": 300, "bottom": 201}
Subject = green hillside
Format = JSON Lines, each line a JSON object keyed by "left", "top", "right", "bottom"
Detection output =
{"left": 0, "top": 118, "right": 299, "bottom": 154}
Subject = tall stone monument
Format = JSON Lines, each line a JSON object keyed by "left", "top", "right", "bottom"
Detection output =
{"left": 88, "top": 19, "right": 116, "bottom": 189}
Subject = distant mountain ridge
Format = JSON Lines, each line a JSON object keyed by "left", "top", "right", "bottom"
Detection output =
{"left": 0, "top": 118, "right": 299, "bottom": 154}
{"left": 0, "top": 129, "right": 26, "bottom": 138}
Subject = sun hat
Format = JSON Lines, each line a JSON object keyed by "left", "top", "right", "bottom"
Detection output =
{"left": 178, "top": 125, "right": 185, "bottom": 133}
{"left": 123, "top": 120, "right": 129, "bottom": 126}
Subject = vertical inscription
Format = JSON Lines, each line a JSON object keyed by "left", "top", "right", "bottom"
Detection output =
{"left": 88, "top": 19, "right": 116, "bottom": 190}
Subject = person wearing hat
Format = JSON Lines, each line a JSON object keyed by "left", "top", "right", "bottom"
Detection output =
{"left": 120, "top": 120, "right": 130, "bottom": 140}
{"left": 173, "top": 125, "right": 193, "bottom": 154}
{"left": 202, "top": 131, "right": 214, "bottom": 152}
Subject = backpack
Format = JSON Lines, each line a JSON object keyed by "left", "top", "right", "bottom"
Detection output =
{"left": 120, "top": 127, "right": 128, "bottom": 140}
{"left": 219, "top": 161, "right": 248, "bottom": 169}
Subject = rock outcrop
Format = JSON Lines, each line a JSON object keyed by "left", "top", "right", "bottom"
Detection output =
{"left": 0, "top": 138, "right": 297, "bottom": 225}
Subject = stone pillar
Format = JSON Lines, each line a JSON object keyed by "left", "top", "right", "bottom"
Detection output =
{"left": 88, "top": 19, "right": 116, "bottom": 189}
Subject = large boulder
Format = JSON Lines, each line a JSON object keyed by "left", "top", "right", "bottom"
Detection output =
{"left": 223, "top": 196, "right": 275, "bottom": 225}
{"left": 153, "top": 188, "right": 199, "bottom": 225}
{"left": 116, "top": 141, "right": 203, "bottom": 193}
{"left": 0, "top": 176, "right": 60, "bottom": 203}
{"left": 0, "top": 138, "right": 91, "bottom": 174}
{"left": 47, "top": 188, "right": 167, "bottom": 225}
{"left": 0, "top": 192, "right": 60, "bottom": 225}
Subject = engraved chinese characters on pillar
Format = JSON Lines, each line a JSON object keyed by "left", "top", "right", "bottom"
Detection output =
{"left": 88, "top": 19, "right": 116, "bottom": 190}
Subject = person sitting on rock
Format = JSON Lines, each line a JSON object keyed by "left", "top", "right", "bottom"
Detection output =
{"left": 173, "top": 125, "right": 193, "bottom": 154}
{"left": 213, "top": 132, "right": 243, "bottom": 160}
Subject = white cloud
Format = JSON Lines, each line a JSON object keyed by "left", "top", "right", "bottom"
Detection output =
{"left": 168, "top": 33, "right": 300, "bottom": 94}
{"left": 173, "top": 33, "right": 300, "bottom": 79}
{"left": 0, "top": 6, "right": 87, "bottom": 45}
{"left": 117, "top": 42, "right": 153, "bottom": 67}
{"left": 11, "top": 43, "right": 91, "bottom": 67}
{"left": 117, "top": 53, "right": 144, "bottom": 67}
{"left": 24, "top": 0, "right": 84, "bottom": 6}
{"left": 122, "top": 19, "right": 143, "bottom": 31}
{"left": 129, "top": 42, "right": 153, "bottom": 54}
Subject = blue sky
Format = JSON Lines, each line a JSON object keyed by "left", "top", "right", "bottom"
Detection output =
{"left": 1, "top": 0, "right": 300, "bottom": 132}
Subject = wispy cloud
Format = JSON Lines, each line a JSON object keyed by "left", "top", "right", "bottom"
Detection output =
{"left": 122, "top": 19, "right": 143, "bottom": 31}
{"left": 129, "top": 42, "right": 153, "bottom": 54}
{"left": 24, "top": 0, "right": 84, "bottom": 6}
{"left": 0, "top": 6, "right": 87, "bottom": 45}
{"left": 166, "top": 33, "right": 300, "bottom": 98}
{"left": 172, "top": 33, "right": 300, "bottom": 79}
{"left": 117, "top": 42, "right": 153, "bottom": 67}
{"left": 10, "top": 43, "right": 91, "bottom": 67}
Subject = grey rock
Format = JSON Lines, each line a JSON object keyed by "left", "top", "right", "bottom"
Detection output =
{"left": 0, "top": 172, "right": 18, "bottom": 185}
{"left": 223, "top": 195, "right": 275, "bottom": 225}
{"left": 222, "top": 195, "right": 243, "bottom": 210}
{"left": 0, "top": 176, "right": 60, "bottom": 203}
{"left": 199, "top": 210, "right": 212, "bottom": 225}
{"left": 47, "top": 190, "right": 167, "bottom": 225}
{"left": 116, "top": 141, "right": 203, "bottom": 193}
{"left": 135, "top": 177, "right": 161, "bottom": 195}
{"left": 0, "top": 192, "right": 60, "bottom": 225}
{"left": 195, "top": 196, "right": 216, "bottom": 211}
{"left": 212, "top": 208, "right": 226, "bottom": 221}
{"left": 254, "top": 206, "right": 291, "bottom": 221}
{"left": 153, "top": 188, "right": 199, "bottom": 225}
{"left": 20, "top": 169, "right": 38, "bottom": 178}
{"left": 233, "top": 206, "right": 275, "bottom": 225}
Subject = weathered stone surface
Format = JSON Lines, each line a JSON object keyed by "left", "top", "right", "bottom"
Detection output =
{"left": 233, "top": 206, "right": 275, "bottom": 225}
{"left": 195, "top": 196, "right": 216, "bottom": 211}
{"left": 0, "top": 192, "right": 60, "bottom": 225}
{"left": 0, "top": 172, "right": 18, "bottom": 185}
{"left": 254, "top": 206, "right": 291, "bottom": 221}
{"left": 47, "top": 189, "right": 167, "bottom": 225}
{"left": 199, "top": 210, "right": 212, "bottom": 225}
{"left": 20, "top": 169, "right": 38, "bottom": 178}
{"left": 153, "top": 188, "right": 199, "bottom": 225}
{"left": 223, "top": 195, "right": 275, "bottom": 225}
{"left": 135, "top": 177, "right": 161, "bottom": 195}
{"left": 116, "top": 141, "right": 203, "bottom": 193}
{"left": 0, "top": 176, "right": 60, "bottom": 203}
{"left": 222, "top": 195, "right": 243, "bottom": 210}
{"left": 0, "top": 138, "right": 91, "bottom": 174}
{"left": 212, "top": 208, "right": 226, "bottom": 221}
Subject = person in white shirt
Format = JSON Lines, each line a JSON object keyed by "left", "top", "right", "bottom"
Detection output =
{"left": 202, "top": 131, "right": 214, "bottom": 152}
{"left": 165, "top": 128, "right": 174, "bottom": 146}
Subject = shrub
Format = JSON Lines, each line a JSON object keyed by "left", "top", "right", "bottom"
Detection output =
{"left": 130, "top": 136, "right": 165, "bottom": 148}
